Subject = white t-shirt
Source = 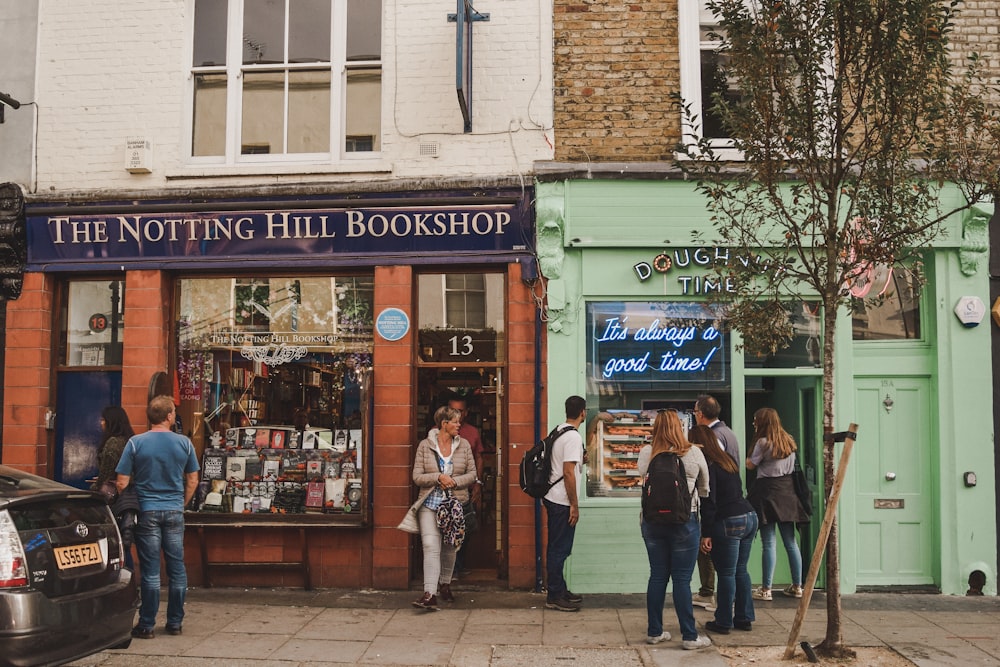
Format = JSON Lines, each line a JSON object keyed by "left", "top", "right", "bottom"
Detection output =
{"left": 544, "top": 423, "right": 583, "bottom": 506}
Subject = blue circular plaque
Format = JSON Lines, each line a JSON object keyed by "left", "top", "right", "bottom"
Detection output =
{"left": 376, "top": 307, "right": 410, "bottom": 341}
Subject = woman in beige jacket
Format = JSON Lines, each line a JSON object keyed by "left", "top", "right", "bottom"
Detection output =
{"left": 410, "top": 405, "right": 477, "bottom": 610}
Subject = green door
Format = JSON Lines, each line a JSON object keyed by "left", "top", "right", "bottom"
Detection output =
{"left": 853, "top": 378, "right": 934, "bottom": 586}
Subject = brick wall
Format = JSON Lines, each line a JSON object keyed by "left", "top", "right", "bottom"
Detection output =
{"left": 371, "top": 264, "right": 415, "bottom": 590}
{"left": 2, "top": 272, "right": 55, "bottom": 476}
{"left": 505, "top": 262, "right": 547, "bottom": 589}
{"left": 553, "top": 1, "right": 682, "bottom": 162}
{"left": 951, "top": 1, "right": 1000, "bottom": 82}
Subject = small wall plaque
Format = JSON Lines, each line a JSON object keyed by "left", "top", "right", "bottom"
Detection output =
{"left": 874, "top": 498, "right": 904, "bottom": 509}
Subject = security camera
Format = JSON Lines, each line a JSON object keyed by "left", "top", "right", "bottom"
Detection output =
{"left": 0, "top": 92, "right": 21, "bottom": 109}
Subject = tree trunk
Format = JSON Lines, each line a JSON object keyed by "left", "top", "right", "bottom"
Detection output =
{"left": 814, "top": 299, "right": 852, "bottom": 658}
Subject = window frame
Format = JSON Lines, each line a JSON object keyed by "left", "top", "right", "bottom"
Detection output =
{"left": 677, "top": 0, "right": 743, "bottom": 160}
{"left": 186, "top": 0, "right": 381, "bottom": 166}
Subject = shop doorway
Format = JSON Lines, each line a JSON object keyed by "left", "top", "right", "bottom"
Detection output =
{"left": 416, "top": 367, "right": 504, "bottom": 578}
{"left": 414, "top": 271, "right": 507, "bottom": 582}
{"left": 853, "top": 377, "right": 934, "bottom": 586}
{"left": 745, "top": 376, "right": 822, "bottom": 586}
{"left": 54, "top": 371, "right": 121, "bottom": 488}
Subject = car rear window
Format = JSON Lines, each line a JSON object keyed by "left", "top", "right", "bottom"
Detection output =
{"left": 11, "top": 501, "right": 110, "bottom": 531}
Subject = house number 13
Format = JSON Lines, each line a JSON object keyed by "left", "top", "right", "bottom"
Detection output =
{"left": 450, "top": 335, "right": 474, "bottom": 356}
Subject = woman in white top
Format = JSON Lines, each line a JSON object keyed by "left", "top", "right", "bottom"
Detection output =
{"left": 410, "top": 406, "right": 476, "bottom": 610}
{"left": 637, "top": 409, "right": 711, "bottom": 650}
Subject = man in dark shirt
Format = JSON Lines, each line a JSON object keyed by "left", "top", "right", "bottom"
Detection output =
{"left": 692, "top": 394, "right": 742, "bottom": 610}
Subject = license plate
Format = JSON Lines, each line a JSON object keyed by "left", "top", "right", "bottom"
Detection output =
{"left": 53, "top": 543, "right": 102, "bottom": 570}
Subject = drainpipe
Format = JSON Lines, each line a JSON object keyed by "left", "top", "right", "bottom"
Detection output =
{"left": 533, "top": 296, "right": 545, "bottom": 593}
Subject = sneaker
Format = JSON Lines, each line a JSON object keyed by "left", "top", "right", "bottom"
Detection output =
{"left": 783, "top": 584, "right": 804, "bottom": 598}
{"left": 734, "top": 620, "right": 753, "bottom": 631}
{"left": 704, "top": 620, "right": 730, "bottom": 635}
{"left": 646, "top": 631, "right": 671, "bottom": 644}
{"left": 165, "top": 625, "right": 182, "bottom": 636}
{"left": 692, "top": 592, "right": 716, "bottom": 610}
{"left": 752, "top": 587, "right": 772, "bottom": 601}
{"left": 411, "top": 592, "right": 440, "bottom": 610}
{"left": 438, "top": 583, "right": 455, "bottom": 603}
{"left": 130, "top": 626, "right": 155, "bottom": 640}
{"left": 564, "top": 590, "right": 583, "bottom": 604}
{"left": 545, "top": 596, "right": 581, "bottom": 612}
{"left": 682, "top": 635, "right": 712, "bottom": 650}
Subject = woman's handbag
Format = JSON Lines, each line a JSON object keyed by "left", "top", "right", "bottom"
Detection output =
{"left": 96, "top": 479, "right": 119, "bottom": 503}
{"left": 436, "top": 490, "right": 467, "bottom": 547}
{"left": 397, "top": 505, "right": 420, "bottom": 534}
{"left": 792, "top": 456, "right": 813, "bottom": 517}
{"left": 396, "top": 496, "right": 423, "bottom": 534}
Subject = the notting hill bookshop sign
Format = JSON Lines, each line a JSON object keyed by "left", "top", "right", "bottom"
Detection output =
{"left": 26, "top": 203, "right": 530, "bottom": 268}
{"left": 588, "top": 302, "right": 726, "bottom": 384}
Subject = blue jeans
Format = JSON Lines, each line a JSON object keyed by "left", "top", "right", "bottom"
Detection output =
{"left": 710, "top": 511, "right": 758, "bottom": 628}
{"left": 544, "top": 500, "right": 576, "bottom": 600}
{"left": 760, "top": 520, "right": 802, "bottom": 589}
{"left": 641, "top": 514, "right": 700, "bottom": 640}
{"left": 135, "top": 510, "right": 188, "bottom": 630}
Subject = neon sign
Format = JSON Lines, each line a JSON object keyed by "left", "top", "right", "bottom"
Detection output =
{"left": 588, "top": 302, "right": 726, "bottom": 384}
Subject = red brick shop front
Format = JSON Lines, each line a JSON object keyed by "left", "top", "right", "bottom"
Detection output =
{"left": 2, "top": 185, "right": 550, "bottom": 590}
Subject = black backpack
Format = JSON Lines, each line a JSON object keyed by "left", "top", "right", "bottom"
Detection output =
{"left": 519, "top": 425, "right": 576, "bottom": 498}
{"left": 641, "top": 452, "right": 692, "bottom": 524}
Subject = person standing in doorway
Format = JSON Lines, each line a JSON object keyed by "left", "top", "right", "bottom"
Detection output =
{"left": 746, "top": 407, "right": 809, "bottom": 601}
{"left": 410, "top": 405, "right": 477, "bottom": 610}
{"left": 448, "top": 394, "right": 484, "bottom": 577}
{"left": 116, "top": 395, "right": 200, "bottom": 639}
{"left": 544, "top": 395, "right": 587, "bottom": 612}
{"left": 691, "top": 394, "right": 742, "bottom": 610}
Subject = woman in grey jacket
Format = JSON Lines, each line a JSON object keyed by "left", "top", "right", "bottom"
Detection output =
{"left": 410, "top": 405, "right": 477, "bottom": 610}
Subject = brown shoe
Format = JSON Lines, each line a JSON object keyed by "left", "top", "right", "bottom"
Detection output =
{"left": 438, "top": 583, "right": 455, "bottom": 603}
{"left": 411, "top": 592, "right": 439, "bottom": 610}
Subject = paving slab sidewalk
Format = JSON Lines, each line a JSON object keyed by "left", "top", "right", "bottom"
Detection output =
{"left": 66, "top": 587, "right": 1000, "bottom": 667}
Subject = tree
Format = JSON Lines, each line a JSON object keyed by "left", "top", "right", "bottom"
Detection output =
{"left": 676, "top": 0, "right": 1000, "bottom": 657}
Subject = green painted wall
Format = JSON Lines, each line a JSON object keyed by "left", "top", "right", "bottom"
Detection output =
{"left": 537, "top": 179, "right": 996, "bottom": 596}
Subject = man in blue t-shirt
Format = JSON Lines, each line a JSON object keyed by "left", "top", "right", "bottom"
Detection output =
{"left": 117, "top": 395, "right": 200, "bottom": 639}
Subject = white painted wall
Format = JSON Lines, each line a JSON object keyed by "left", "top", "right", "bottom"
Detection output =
{"left": 31, "top": 0, "right": 553, "bottom": 194}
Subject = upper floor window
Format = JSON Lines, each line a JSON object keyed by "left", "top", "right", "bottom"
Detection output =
{"left": 191, "top": 0, "right": 382, "bottom": 163}
{"left": 678, "top": 0, "right": 741, "bottom": 158}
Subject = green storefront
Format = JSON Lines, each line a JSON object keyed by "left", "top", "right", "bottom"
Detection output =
{"left": 535, "top": 175, "right": 996, "bottom": 596}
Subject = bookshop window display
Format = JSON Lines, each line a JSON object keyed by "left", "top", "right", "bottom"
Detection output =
{"left": 175, "top": 275, "right": 373, "bottom": 518}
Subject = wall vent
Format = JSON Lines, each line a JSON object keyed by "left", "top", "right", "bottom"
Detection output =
{"left": 419, "top": 142, "right": 440, "bottom": 158}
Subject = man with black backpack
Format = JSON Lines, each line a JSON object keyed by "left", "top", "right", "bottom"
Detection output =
{"left": 543, "top": 395, "right": 587, "bottom": 612}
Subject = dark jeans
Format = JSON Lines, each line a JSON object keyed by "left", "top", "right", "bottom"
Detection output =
{"left": 641, "top": 514, "right": 700, "bottom": 640}
{"left": 544, "top": 499, "right": 576, "bottom": 600}
{"left": 135, "top": 510, "right": 187, "bottom": 630}
{"left": 710, "top": 511, "right": 758, "bottom": 628}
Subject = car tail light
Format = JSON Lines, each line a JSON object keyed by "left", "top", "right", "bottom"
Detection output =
{"left": 0, "top": 510, "right": 29, "bottom": 587}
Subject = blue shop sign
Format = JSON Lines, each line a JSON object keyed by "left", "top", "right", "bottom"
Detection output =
{"left": 25, "top": 199, "right": 532, "bottom": 270}
{"left": 587, "top": 301, "right": 727, "bottom": 385}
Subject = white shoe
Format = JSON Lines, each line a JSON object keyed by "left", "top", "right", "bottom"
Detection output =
{"left": 682, "top": 635, "right": 712, "bottom": 650}
{"left": 752, "top": 587, "right": 772, "bottom": 601}
{"left": 646, "top": 631, "right": 672, "bottom": 644}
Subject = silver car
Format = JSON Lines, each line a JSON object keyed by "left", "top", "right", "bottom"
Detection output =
{"left": 0, "top": 465, "right": 138, "bottom": 667}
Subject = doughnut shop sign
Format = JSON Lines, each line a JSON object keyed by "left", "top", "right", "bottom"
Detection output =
{"left": 376, "top": 308, "right": 410, "bottom": 341}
